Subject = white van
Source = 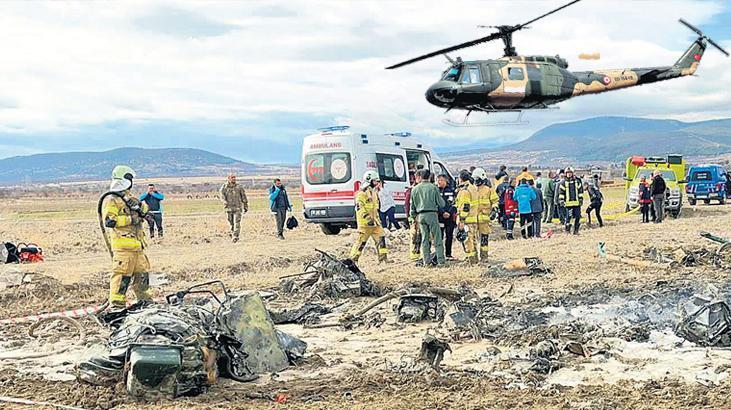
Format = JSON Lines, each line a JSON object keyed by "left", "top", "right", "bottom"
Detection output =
{"left": 301, "top": 126, "right": 454, "bottom": 235}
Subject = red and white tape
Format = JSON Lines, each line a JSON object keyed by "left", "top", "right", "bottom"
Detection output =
{"left": 0, "top": 303, "right": 107, "bottom": 325}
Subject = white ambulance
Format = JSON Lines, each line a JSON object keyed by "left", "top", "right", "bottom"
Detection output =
{"left": 301, "top": 126, "right": 455, "bottom": 235}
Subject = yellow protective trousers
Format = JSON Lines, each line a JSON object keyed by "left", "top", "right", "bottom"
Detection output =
{"left": 477, "top": 222, "right": 490, "bottom": 262}
{"left": 464, "top": 223, "right": 479, "bottom": 263}
{"left": 110, "top": 250, "right": 152, "bottom": 307}
{"left": 349, "top": 226, "right": 388, "bottom": 262}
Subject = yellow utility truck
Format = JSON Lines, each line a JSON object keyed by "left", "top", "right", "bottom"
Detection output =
{"left": 624, "top": 155, "right": 687, "bottom": 218}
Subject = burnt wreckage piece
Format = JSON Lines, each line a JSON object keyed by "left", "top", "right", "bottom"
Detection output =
{"left": 676, "top": 299, "right": 731, "bottom": 347}
{"left": 279, "top": 250, "right": 380, "bottom": 300}
{"left": 79, "top": 281, "right": 306, "bottom": 399}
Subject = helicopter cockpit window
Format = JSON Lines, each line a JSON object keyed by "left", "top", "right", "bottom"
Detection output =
{"left": 460, "top": 65, "right": 482, "bottom": 84}
{"left": 508, "top": 67, "right": 524, "bottom": 81}
{"left": 443, "top": 67, "right": 461, "bottom": 81}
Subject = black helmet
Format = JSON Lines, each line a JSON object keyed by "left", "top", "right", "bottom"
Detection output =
{"left": 459, "top": 170, "right": 471, "bottom": 182}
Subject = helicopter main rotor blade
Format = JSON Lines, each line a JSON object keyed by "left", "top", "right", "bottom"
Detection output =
{"left": 678, "top": 18, "right": 703, "bottom": 36}
{"left": 385, "top": 0, "right": 583, "bottom": 69}
{"left": 513, "top": 0, "right": 582, "bottom": 31}
{"left": 386, "top": 32, "right": 503, "bottom": 69}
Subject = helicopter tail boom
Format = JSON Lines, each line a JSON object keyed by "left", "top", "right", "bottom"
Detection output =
{"left": 569, "top": 34, "right": 717, "bottom": 98}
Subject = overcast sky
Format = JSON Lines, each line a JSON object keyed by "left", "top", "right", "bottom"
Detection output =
{"left": 0, "top": 0, "right": 729, "bottom": 162}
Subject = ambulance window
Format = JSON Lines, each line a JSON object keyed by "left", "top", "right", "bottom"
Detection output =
{"left": 406, "top": 150, "right": 429, "bottom": 172}
{"left": 508, "top": 67, "right": 524, "bottom": 80}
{"left": 376, "top": 153, "right": 407, "bottom": 182}
{"left": 305, "top": 152, "right": 351, "bottom": 185}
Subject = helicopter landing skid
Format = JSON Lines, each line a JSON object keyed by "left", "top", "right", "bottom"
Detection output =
{"left": 442, "top": 109, "right": 529, "bottom": 127}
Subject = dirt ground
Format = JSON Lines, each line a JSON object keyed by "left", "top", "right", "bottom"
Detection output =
{"left": 1, "top": 186, "right": 731, "bottom": 409}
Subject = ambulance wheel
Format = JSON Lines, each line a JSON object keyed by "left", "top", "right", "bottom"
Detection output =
{"left": 719, "top": 198, "right": 726, "bottom": 205}
{"left": 688, "top": 198, "right": 696, "bottom": 206}
{"left": 320, "top": 224, "right": 341, "bottom": 235}
{"left": 704, "top": 199, "right": 710, "bottom": 204}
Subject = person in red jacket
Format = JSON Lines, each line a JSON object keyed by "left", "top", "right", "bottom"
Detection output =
{"left": 638, "top": 176, "right": 653, "bottom": 223}
{"left": 503, "top": 178, "right": 518, "bottom": 240}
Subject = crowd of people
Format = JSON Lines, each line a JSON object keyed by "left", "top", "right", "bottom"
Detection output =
{"left": 346, "top": 164, "right": 614, "bottom": 268}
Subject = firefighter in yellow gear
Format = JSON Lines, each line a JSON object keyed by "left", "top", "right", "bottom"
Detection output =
{"left": 349, "top": 170, "right": 388, "bottom": 262}
{"left": 104, "top": 165, "right": 152, "bottom": 308}
{"left": 455, "top": 170, "right": 479, "bottom": 264}
{"left": 473, "top": 168, "right": 499, "bottom": 262}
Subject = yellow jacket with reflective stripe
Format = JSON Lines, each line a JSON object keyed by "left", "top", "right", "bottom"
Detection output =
{"left": 104, "top": 193, "right": 148, "bottom": 251}
{"left": 476, "top": 185, "right": 499, "bottom": 223}
{"left": 355, "top": 186, "right": 381, "bottom": 228}
{"left": 455, "top": 182, "right": 479, "bottom": 224}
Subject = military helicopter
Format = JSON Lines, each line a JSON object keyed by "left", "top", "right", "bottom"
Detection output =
{"left": 386, "top": 0, "right": 729, "bottom": 126}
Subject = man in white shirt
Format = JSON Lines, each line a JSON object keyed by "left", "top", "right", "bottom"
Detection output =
{"left": 376, "top": 181, "right": 402, "bottom": 230}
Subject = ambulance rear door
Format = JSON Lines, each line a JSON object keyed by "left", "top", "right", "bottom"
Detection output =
{"left": 301, "top": 133, "right": 357, "bottom": 225}
{"left": 374, "top": 148, "right": 409, "bottom": 219}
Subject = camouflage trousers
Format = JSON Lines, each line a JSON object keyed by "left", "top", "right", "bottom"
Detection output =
{"left": 226, "top": 210, "right": 242, "bottom": 239}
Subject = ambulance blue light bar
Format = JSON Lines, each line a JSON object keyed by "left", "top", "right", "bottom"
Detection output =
{"left": 385, "top": 132, "right": 411, "bottom": 137}
{"left": 318, "top": 125, "right": 350, "bottom": 133}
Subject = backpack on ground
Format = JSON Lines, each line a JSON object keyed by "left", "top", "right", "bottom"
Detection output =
{"left": 2, "top": 242, "right": 20, "bottom": 264}
{"left": 286, "top": 216, "right": 299, "bottom": 230}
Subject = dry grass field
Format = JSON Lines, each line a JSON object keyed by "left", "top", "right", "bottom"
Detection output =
{"left": 1, "top": 183, "right": 731, "bottom": 409}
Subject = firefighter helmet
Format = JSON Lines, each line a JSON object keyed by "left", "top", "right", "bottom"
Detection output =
{"left": 110, "top": 165, "right": 136, "bottom": 192}
{"left": 363, "top": 170, "right": 380, "bottom": 184}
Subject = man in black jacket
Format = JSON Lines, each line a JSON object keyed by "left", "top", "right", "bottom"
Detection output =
{"left": 437, "top": 174, "right": 457, "bottom": 259}
{"left": 650, "top": 171, "right": 667, "bottom": 223}
{"left": 139, "top": 184, "right": 165, "bottom": 238}
{"left": 495, "top": 177, "right": 510, "bottom": 229}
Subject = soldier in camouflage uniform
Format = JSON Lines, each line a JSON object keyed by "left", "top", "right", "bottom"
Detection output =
{"left": 219, "top": 173, "right": 248, "bottom": 242}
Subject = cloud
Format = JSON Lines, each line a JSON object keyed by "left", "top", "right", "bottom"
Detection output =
{"left": 133, "top": 6, "right": 240, "bottom": 38}
{"left": 0, "top": 0, "right": 728, "bottom": 160}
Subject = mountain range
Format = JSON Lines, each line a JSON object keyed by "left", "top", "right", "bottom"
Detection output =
{"left": 0, "top": 147, "right": 289, "bottom": 185}
{"left": 2, "top": 116, "right": 730, "bottom": 185}
{"left": 443, "top": 116, "right": 731, "bottom": 164}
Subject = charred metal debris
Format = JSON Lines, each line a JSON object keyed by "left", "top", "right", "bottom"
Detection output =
{"left": 79, "top": 281, "right": 307, "bottom": 400}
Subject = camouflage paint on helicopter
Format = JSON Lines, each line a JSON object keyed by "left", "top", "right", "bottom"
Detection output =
{"left": 425, "top": 38, "right": 708, "bottom": 110}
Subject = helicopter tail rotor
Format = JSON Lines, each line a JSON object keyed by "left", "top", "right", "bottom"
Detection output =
{"left": 679, "top": 18, "right": 729, "bottom": 56}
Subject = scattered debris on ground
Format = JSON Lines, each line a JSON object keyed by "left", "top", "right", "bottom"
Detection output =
{"left": 277, "top": 249, "right": 381, "bottom": 300}
{"left": 676, "top": 296, "right": 731, "bottom": 347}
{"left": 419, "top": 333, "right": 451, "bottom": 369}
{"left": 484, "top": 257, "right": 552, "bottom": 277}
